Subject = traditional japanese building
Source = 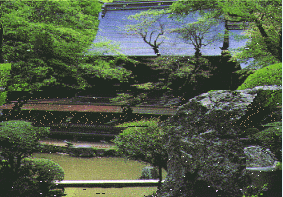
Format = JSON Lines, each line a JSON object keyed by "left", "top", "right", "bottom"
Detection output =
{"left": 90, "top": 1, "right": 252, "bottom": 68}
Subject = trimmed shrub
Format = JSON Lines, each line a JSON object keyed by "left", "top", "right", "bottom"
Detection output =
{"left": 139, "top": 166, "right": 159, "bottom": 179}
{"left": 113, "top": 118, "right": 168, "bottom": 171}
{"left": 237, "top": 63, "right": 282, "bottom": 90}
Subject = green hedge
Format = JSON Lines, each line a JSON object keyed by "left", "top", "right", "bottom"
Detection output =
{"left": 237, "top": 63, "right": 282, "bottom": 90}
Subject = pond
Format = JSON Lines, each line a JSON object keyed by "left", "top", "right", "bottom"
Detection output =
{"left": 31, "top": 153, "right": 167, "bottom": 197}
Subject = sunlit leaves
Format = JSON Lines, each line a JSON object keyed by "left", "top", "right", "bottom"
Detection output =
{"left": 79, "top": 59, "right": 132, "bottom": 83}
{"left": 0, "top": 120, "right": 62, "bottom": 196}
{"left": 0, "top": 120, "right": 50, "bottom": 154}
{"left": 22, "top": 157, "right": 64, "bottom": 182}
{"left": 113, "top": 118, "right": 168, "bottom": 169}
{"left": 1, "top": 0, "right": 106, "bottom": 94}
{"left": 0, "top": 63, "right": 11, "bottom": 106}
{"left": 131, "top": 82, "right": 154, "bottom": 90}
{"left": 169, "top": 0, "right": 282, "bottom": 69}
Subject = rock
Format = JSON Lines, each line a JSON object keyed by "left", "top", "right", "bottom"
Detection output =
{"left": 244, "top": 145, "right": 278, "bottom": 167}
{"left": 140, "top": 166, "right": 159, "bottom": 180}
{"left": 157, "top": 85, "right": 282, "bottom": 197}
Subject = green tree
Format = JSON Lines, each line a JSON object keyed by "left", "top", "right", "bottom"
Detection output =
{"left": 169, "top": 15, "right": 222, "bottom": 58}
{"left": 113, "top": 118, "right": 168, "bottom": 171}
{"left": 175, "top": 57, "right": 216, "bottom": 100}
{"left": 169, "top": 0, "right": 282, "bottom": 69}
{"left": 0, "top": 120, "right": 65, "bottom": 197}
{"left": 0, "top": 63, "right": 11, "bottom": 106}
{"left": 0, "top": 0, "right": 132, "bottom": 121}
{"left": 0, "top": 1, "right": 3, "bottom": 64}
{"left": 125, "top": 9, "right": 169, "bottom": 56}
{"left": 220, "top": 0, "right": 282, "bottom": 66}
{"left": 0, "top": 23, "right": 3, "bottom": 64}
{"left": 148, "top": 56, "right": 216, "bottom": 100}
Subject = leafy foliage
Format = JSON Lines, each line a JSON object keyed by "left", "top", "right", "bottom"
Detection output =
{"left": 109, "top": 55, "right": 140, "bottom": 69}
{"left": 1, "top": 0, "right": 129, "bottom": 96}
{"left": 113, "top": 118, "right": 168, "bottom": 171}
{"left": 0, "top": 1, "right": 134, "bottom": 123}
{"left": 172, "top": 56, "right": 216, "bottom": 100}
{"left": 252, "top": 89, "right": 282, "bottom": 112}
{"left": 0, "top": 120, "right": 50, "bottom": 157}
{"left": 110, "top": 92, "right": 148, "bottom": 106}
{"left": 0, "top": 120, "right": 65, "bottom": 197}
{"left": 250, "top": 122, "right": 282, "bottom": 162}
{"left": 0, "top": 63, "right": 11, "bottom": 106}
{"left": 79, "top": 58, "right": 133, "bottom": 83}
{"left": 237, "top": 63, "right": 282, "bottom": 90}
{"left": 243, "top": 183, "right": 269, "bottom": 197}
{"left": 10, "top": 158, "right": 65, "bottom": 197}
{"left": 169, "top": 0, "right": 282, "bottom": 70}
{"left": 220, "top": 0, "right": 282, "bottom": 68}
{"left": 169, "top": 15, "right": 222, "bottom": 57}
{"left": 233, "top": 69, "right": 257, "bottom": 86}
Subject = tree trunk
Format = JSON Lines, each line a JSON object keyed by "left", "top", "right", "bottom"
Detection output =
{"left": 278, "top": 29, "right": 282, "bottom": 62}
{"left": 153, "top": 47, "right": 160, "bottom": 56}
{"left": 194, "top": 48, "right": 201, "bottom": 59}
{"left": 221, "top": 29, "right": 229, "bottom": 50}
{"left": 255, "top": 19, "right": 281, "bottom": 62}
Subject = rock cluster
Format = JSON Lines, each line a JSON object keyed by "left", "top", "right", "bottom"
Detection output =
{"left": 157, "top": 85, "right": 281, "bottom": 197}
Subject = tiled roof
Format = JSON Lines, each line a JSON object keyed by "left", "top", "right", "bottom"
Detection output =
{"left": 89, "top": 6, "right": 252, "bottom": 68}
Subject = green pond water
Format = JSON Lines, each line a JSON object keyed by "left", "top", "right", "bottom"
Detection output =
{"left": 31, "top": 153, "right": 167, "bottom": 197}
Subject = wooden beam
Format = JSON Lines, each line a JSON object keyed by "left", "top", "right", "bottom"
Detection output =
{"left": 52, "top": 179, "right": 166, "bottom": 188}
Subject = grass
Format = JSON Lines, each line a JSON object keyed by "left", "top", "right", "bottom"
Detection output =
{"left": 100, "top": 0, "right": 168, "bottom": 2}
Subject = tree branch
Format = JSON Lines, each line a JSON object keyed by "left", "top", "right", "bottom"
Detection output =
{"left": 254, "top": 18, "right": 281, "bottom": 62}
{"left": 149, "top": 30, "right": 155, "bottom": 44}
{"left": 141, "top": 32, "right": 154, "bottom": 48}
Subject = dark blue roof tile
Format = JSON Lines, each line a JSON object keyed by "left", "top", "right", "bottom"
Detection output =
{"left": 89, "top": 9, "right": 252, "bottom": 68}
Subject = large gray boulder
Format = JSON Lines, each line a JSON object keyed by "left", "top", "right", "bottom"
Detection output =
{"left": 157, "top": 85, "right": 281, "bottom": 197}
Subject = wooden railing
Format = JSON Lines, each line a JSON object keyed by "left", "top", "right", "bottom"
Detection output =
{"left": 51, "top": 179, "right": 165, "bottom": 195}
{"left": 53, "top": 179, "right": 165, "bottom": 189}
